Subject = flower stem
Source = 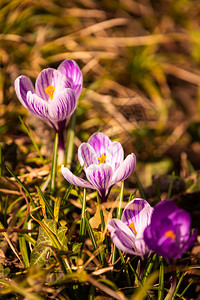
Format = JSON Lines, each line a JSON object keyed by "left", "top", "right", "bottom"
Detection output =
{"left": 58, "top": 131, "right": 65, "bottom": 166}
{"left": 49, "top": 133, "right": 58, "bottom": 195}
{"left": 65, "top": 111, "right": 76, "bottom": 168}
{"left": 166, "top": 272, "right": 177, "bottom": 300}
{"left": 112, "top": 181, "right": 124, "bottom": 265}
{"left": 158, "top": 256, "right": 165, "bottom": 300}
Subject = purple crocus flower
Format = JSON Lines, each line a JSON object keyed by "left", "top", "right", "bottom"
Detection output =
{"left": 61, "top": 132, "right": 136, "bottom": 202}
{"left": 107, "top": 198, "right": 153, "bottom": 258}
{"left": 144, "top": 200, "right": 198, "bottom": 263}
{"left": 14, "top": 59, "right": 82, "bottom": 133}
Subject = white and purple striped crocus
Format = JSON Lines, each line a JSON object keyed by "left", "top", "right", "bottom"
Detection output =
{"left": 144, "top": 200, "right": 198, "bottom": 263}
{"left": 108, "top": 198, "right": 153, "bottom": 258}
{"left": 14, "top": 60, "right": 82, "bottom": 133}
{"left": 61, "top": 132, "right": 136, "bottom": 202}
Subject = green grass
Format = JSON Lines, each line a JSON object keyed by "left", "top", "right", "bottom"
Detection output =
{"left": 0, "top": 0, "right": 200, "bottom": 299}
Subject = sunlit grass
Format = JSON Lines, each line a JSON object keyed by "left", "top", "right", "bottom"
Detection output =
{"left": 0, "top": 0, "right": 200, "bottom": 299}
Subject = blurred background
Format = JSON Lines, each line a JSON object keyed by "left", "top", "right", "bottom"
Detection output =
{"left": 1, "top": 0, "right": 200, "bottom": 210}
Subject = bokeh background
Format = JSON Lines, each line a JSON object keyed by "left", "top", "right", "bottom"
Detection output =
{"left": 1, "top": 0, "right": 200, "bottom": 220}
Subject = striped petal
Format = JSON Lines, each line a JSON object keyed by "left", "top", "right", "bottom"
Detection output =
{"left": 134, "top": 230, "right": 152, "bottom": 258}
{"left": 58, "top": 60, "right": 83, "bottom": 99}
{"left": 85, "top": 164, "right": 113, "bottom": 199}
{"left": 48, "top": 88, "right": 77, "bottom": 123}
{"left": 87, "top": 132, "right": 111, "bottom": 159}
{"left": 108, "top": 219, "right": 137, "bottom": 255}
{"left": 61, "top": 165, "right": 94, "bottom": 189}
{"left": 121, "top": 198, "right": 153, "bottom": 233}
{"left": 78, "top": 143, "right": 98, "bottom": 171}
{"left": 26, "top": 91, "right": 50, "bottom": 120}
{"left": 35, "top": 68, "right": 71, "bottom": 102}
{"left": 14, "top": 75, "right": 35, "bottom": 108}
{"left": 111, "top": 153, "right": 136, "bottom": 185}
{"left": 106, "top": 141, "right": 124, "bottom": 172}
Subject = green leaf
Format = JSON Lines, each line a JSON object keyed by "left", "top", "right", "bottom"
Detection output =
{"left": 30, "top": 220, "right": 53, "bottom": 266}
{"left": 42, "top": 218, "right": 57, "bottom": 235}
{"left": 72, "top": 242, "right": 82, "bottom": 254}
{"left": 57, "top": 226, "right": 68, "bottom": 251}
{"left": 30, "top": 245, "right": 52, "bottom": 266}
{"left": 30, "top": 219, "right": 70, "bottom": 266}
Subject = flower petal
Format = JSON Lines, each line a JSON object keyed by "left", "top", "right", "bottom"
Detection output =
{"left": 181, "top": 229, "right": 198, "bottom": 254}
{"left": 170, "top": 209, "right": 191, "bottom": 242}
{"left": 87, "top": 132, "right": 111, "bottom": 159}
{"left": 48, "top": 88, "right": 77, "bottom": 123}
{"left": 150, "top": 200, "right": 178, "bottom": 229}
{"left": 134, "top": 230, "right": 152, "bottom": 258}
{"left": 58, "top": 60, "right": 83, "bottom": 99}
{"left": 85, "top": 164, "right": 113, "bottom": 199}
{"left": 61, "top": 165, "right": 94, "bottom": 189}
{"left": 111, "top": 153, "right": 136, "bottom": 185}
{"left": 35, "top": 68, "right": 71, "bottom": 102}
{"left": 106, "top": 141, "right": 124, "bottom": 172}
{"left": 108, "top": 219, "right": 137, "bottom": 255}
{"left": 26, "top": 91, "right": 50, "bottom": 120}
{"left": 121, "top": 198, "right": 153, "bottom": 233}
{"left": 78, "top": 143, "right": 98, "bottom": 171}
{"left": 14, "top": 75, "right": 35, "bottom": 108}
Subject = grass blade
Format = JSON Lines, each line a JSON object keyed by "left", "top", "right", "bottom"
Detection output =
{"left": 142, "top": 253, "right": 157, "bottom": 284}
{"left": 18, "top": 233, "right": 30, "bottom": 267}
{"left": 118, "top": 249, "right": 131, "bottom": 286}
{"left": 86, "top": 218, "right": 97, "bottom": 250}
{"left": 80, "top": 188, "right": 87, "bottom": 242}
{"left": 19, "top": 116, "right": 45, "bottom": 166}
{"left": 36, "top": 186, "right": 54, "bottom": 220}
{"left": 0, "top": 145, "right": 2, "bottom": 176}
{"left": 134, "top": 172, "right": 146, "bottom": 199}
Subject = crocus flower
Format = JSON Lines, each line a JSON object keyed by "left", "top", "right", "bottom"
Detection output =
{"left": 14, "top": 59, "right": 82, "bottom": 133}
{"left": 61, "top": 132, "right": 136, "bottom": 202}
{"left": 144, "top": 200, "right": 198, "bottom": 263}
{"left": 107, "top": 198, "right": 153, "bottom": 258}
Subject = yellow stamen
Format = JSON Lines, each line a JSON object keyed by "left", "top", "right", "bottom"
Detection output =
{"left": 164, "top": 230, "right": 176, "bottom": 239}
{"left": 128, "top": 222, "right": 137, "bottom": 234}
{"left": 98, "top": 153, "right": 106, "bottom": 164}
{"left": 45, "top": 85, "right": 55, "bottom": 100}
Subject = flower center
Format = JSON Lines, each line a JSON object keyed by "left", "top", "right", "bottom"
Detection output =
{"left": 45, "top": 85, "right": 55, "bottom": 100}
{"left": 128, "top": 222, "right": 137, "bottom": 234}
{"left": 98, "top": 153, "right": 106, "bottom": 164}
{"left": 164, "top": 230, "right": 176, "bottom": 239}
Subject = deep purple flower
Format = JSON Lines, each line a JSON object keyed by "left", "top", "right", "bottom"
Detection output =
{"left": 107, "top": 198, "right": 153, "bottom": 258}
{"left": 14, "top": 60, "right": 82, "bottom": 133}
{"left": 144, "top": 200, "right": 198, "bottom": 263}
{"left": 61, "top": 132, "right": 136, "bottom": 201}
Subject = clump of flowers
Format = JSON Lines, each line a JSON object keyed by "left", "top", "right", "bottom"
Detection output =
{"left": 61, "top": 132, "right": 136, "bottom": 202}
{"left": 107, "top": 198, "right": 153, "bottom": 258}
{"left": 14, "top": 59, "right": 82, "bottom": 134}
{"left": 144, "top": 200, "right": 198, "bottom": 263}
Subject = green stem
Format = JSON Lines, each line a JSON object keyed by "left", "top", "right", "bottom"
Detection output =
{"left": 65, "top": 111, "right": 76, "bottom": 168}
{"left": 112, "top": 181, "right": 124, "bottom": 265}
{"left": 49, "top": 132, "right": 59, "bottom": 195}
{"left": 158, "top": 256, "right": 165, "bottom": 300}
{"left": 96, "top": 192, "right": 105, "bottom": 231}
